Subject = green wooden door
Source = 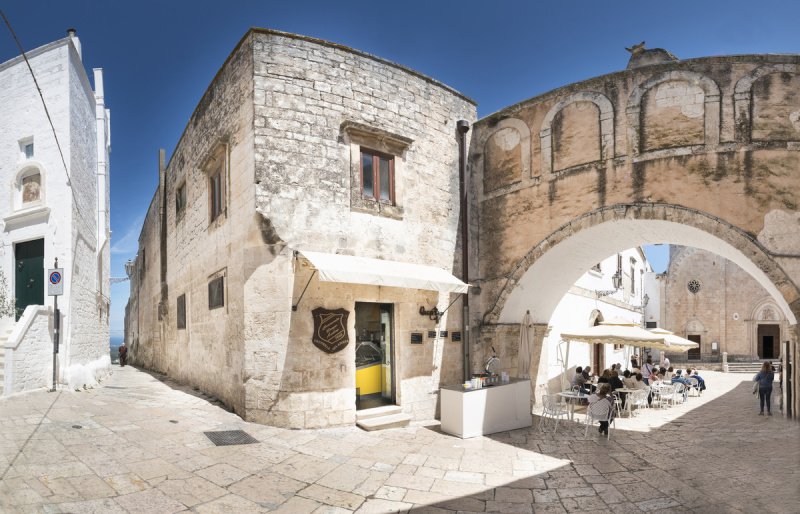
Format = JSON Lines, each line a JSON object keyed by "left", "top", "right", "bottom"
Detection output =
{"left": 14, "top": 239, "right": 44, "bottom": 320}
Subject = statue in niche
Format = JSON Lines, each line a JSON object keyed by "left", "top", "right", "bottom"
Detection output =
{"left": 22, "top": 173, "right": 41, "bottom": 204}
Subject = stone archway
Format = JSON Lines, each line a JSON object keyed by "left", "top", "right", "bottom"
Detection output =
{"left": 486, "top": 203, "right": 799, "bottom": 327}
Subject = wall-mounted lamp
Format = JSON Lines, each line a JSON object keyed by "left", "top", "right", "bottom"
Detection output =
{"left": 595, "top": 271, "right": 622, "bottom": 298}
{"left": 419, "top": 306, "right": 441, "bottom": 323}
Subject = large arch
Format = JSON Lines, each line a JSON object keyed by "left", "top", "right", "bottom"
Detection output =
{"left": 488, "top": 203, "right": 799, "bottom": 326}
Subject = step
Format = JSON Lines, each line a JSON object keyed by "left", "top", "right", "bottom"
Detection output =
{"left": 356, "top": 405, "right": 403, "bottom": 421}
{"left": 356, "top": 413, "right": 412, "bottom": 431}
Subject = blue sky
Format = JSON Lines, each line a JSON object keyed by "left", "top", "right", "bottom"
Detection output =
{"left": 1, "top": 0, "right": 797, "bottom": 338}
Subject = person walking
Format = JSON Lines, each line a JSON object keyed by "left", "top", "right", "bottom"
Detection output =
{"left": 118, "top": 343, "right": 128, "bottom": 367}
{"left": 753, "top": 361, "right": 774, "bottom": 415}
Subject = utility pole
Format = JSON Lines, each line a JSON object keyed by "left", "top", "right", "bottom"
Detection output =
{"left": 48, "top": 257, "right": 64, "bottom": 392}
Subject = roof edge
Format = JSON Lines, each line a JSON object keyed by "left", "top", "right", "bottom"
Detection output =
{"left": 249, "top": 27, "right": 476, "bottom": 105}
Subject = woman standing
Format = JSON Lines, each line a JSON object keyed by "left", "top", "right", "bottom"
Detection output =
{"left": 754, "top": 362, "right": 775, "bottom": 416}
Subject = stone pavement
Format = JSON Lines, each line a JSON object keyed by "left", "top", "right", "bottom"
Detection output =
{"left": 0, "top": 368, "right": 798, "bottom": 514}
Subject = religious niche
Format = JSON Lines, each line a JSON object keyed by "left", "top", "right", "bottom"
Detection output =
{"left": 312, "top": 307, "right": 350, "bottom": 354}
{"left": 22, "top": 173, "right": 41, "bottom": 204}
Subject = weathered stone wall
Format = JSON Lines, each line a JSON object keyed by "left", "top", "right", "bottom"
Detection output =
{"left": 245, "top": 30, "right": 476, "bottom": 428}
{"left": 663, "top": 245, "right": 795, "bottom": 361}
{"left": 128, "top": 35, "right": 255, "bottom": 416}
{"left": 472, "top": 55, "right": 800, "bottom": 328}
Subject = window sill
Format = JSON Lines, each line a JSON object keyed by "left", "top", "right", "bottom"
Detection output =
{"left": 351, "top": 197, "right": 403, "bottom": 220}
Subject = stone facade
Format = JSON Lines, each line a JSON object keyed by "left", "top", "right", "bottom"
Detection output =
{"left": 1, "top": 32, "right": 111, "bottom": 395}
{"left": 470, "top": 50, "right": 800, "bottom": 417}
{"left": 125, "top": 29, "right": 476, "bottom": 428}
{"left": 661, "top": 245, "right": 795, "bottom": 362}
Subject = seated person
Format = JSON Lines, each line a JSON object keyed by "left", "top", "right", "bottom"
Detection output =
{"left": 597, "top": 369, "right": 611, "bottom": 386}
{"left": 609, "top": 370, "right": 624, "bottom": 391}
{"left": 687, "top": 368, "right": 707, "bottom": 391}
{"left": 622, "top": 370, "right": 637, "bottom": 389}
{"left": 588, "top": 384, "right": 615, "bottom": 435}
{"left": 664, "top": 367, "right": 674, "bottom": 380}
{"left": 670, "top": 372, "right": 692, "bottom": 401}
{"left": 571, "top": 366, "right": 592, "bottom": 394}
{"left": 632, "top": 373, "right": 647, "bottom": 389}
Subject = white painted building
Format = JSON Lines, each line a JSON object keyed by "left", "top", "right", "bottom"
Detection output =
{"left": 0, "top": 30, "right": 111, "bottom": 395}
{"left": 538, "top": 247, "right": 652, "bottom": 393}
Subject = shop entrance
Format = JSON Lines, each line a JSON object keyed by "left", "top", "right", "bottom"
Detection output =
{"left": 354, "top": 302, "right": 394, "bottom": 410}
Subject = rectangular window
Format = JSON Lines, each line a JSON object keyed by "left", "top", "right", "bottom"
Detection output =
{"left": 208, "top": 276, "right": 224, "bottom": 309}
{"left": 176, "top": 183, "right": 186, "bottom": 216}
{"left": 360, "top": 149, "right": 394, "bottom": 204}
{"left": 209, "top": 167, "right": 224, "bottom": 222}
{"left": 177, "top": 294, "right": 186, "bottom": 329}
{"left": 645, "top": 321, "right": 657, "bottom": 329}
{"left": 630, "top": 258, "right": 636, "bottom": 294}
{"left": 24, "top": 143, "right": 34, "bottom": 159}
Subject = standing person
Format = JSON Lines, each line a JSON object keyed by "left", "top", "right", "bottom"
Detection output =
{"left": 630, "top": 354, "right": 639, "bottom": 370}
{"left": 118, "top": 343, "right": 128, "bottom": 367}
{"left": 642, "top": 356, "right": 655, "bottom": 385}
{"left": 663, "top": 355, "right": 671, "bottom": 369}
{"left": 754, "top": 362, "right": 775, "bottom": 415}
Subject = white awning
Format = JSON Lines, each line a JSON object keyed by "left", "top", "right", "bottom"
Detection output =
{"left": 299, "top": 251, "right": 469, "bottom": 294}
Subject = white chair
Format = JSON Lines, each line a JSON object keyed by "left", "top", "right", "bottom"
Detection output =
{"left": 538, "top": 394, "right": 568, "bottom": 434}
{"left": 584, "top": 397, "right": 615, "bottom": 439}
{"left": 630, "top": 389, "right": 649, "bottom": 416}
{"left": 688, "top": 377, "right": 701, "bottom": 397}
{"left": 671, "top": 383, "right": 687, "bottom": 406}
{"left": 653, "top": 384, "right": 674, "bottom": 408}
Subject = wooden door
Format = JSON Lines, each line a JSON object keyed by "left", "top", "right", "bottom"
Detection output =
{"left": 14, "top": 239, "right": 44, "bottom": 320}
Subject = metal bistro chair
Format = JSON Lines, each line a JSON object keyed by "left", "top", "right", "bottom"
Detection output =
{"left": 584, "top": 397, "right": 615, "bottom": 439}
{"left": 538, "top": 394, "right": 569, "bottom": 434}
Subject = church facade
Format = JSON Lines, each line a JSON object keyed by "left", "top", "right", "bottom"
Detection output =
{"left": 1, "top": 31, "right": 111, "bottom": 395}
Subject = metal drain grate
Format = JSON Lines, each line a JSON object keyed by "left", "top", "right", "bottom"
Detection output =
{"left": 204, "top": 430, "right": 258, "bottom": 446}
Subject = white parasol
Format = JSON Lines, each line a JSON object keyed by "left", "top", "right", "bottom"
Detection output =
{"left": 647, "top": 328, "right": 699, "bottom": 351}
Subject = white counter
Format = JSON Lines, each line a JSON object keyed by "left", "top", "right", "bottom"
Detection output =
{"left": 439, "top": 379, "right": 532, "bottom": 438}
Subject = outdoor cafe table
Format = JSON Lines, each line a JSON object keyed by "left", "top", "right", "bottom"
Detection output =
{"left": 556, "top": 391, "right": 588, "bottom": 421}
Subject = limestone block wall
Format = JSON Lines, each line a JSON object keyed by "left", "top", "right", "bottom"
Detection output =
{"left": 128, "top": 35, "right": 256, "bottom": 416}
{"left": 470, "top": 55, "right": 800, "bottom": 336}
{"left": 245, "top": 29, "right": 475, "bottom": 427}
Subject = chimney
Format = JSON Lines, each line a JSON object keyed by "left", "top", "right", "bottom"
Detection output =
{"left": 66, "top": 28, "right": 82, "bottom": 59}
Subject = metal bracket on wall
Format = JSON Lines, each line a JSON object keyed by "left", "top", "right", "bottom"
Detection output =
{"left": 292, "top": 269, "right": 316, "bottom": 312}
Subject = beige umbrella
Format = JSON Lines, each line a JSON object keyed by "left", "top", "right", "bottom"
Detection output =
{"left": 517, "top": 310, "right": 533, "bottom": 379}
{"left": 647, "top": 328, "right": 699, "bottom": 351}
{"left": 559, "top": 317, "right": 670, "bottom": 379}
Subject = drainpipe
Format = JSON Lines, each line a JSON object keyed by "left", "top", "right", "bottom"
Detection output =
{"left": 457, "top": 120, "right": 470, "bottom": 382}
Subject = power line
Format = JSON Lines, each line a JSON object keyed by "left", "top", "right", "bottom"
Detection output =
{"left": 0, "top": 9, "right": 71, "bottom": 185}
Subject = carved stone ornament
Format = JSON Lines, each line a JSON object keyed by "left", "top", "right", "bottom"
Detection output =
{"left": 312, "top": 307, "right": 350, "bottom": 354}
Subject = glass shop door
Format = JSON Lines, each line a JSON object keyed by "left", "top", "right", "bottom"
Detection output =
{"left": 354, "top": 302, "right": 395, "bottom": 410}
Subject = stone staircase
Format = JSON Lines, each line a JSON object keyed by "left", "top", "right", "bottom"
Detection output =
{"left": 0, "top": 325, "right": 12, "bottom": 395}
{"left": 727, "top": 361, "right": 780, "bottom": 374}
{"left": 355, "top": 405, "right": 411, "bottom": 431}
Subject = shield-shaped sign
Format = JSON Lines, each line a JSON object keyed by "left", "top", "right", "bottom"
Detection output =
{"left": 312, "top": 307, "right": 350, "bottom": 354}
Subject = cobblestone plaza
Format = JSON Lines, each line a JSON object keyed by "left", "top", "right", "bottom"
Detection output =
{"left": 1, "top": 367, "right": 797, "bottom": 513}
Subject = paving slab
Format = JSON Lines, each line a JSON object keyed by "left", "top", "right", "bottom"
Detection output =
{"left": 0, "top": 366, "right": 798, "bottom": 513}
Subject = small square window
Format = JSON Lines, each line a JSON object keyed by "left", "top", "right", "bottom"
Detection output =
{"left": 24, "top": 143, "right": 34, "bottom": 159}
{"left": 177, "top": 294, "right": 186, "bottom": 329}
{"left": 360, "top": 149, "right": 394, "bottom": 204}
{"left": 176, "top": 183, "right": 186, "bottom": 216}
{"left": 208, "top": 276, "right": 224, "bottom": 309}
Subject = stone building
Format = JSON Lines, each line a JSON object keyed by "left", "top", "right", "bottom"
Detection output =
{"left": 125, "top": 29, "right": 476, "bottom": 429}
{"left": 0, "top": 31, "right": 111, "bottom": 395}
{"left": 657, "top": 245, "right": 795, "bottom": 363}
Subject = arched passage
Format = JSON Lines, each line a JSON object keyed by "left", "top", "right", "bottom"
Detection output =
{"left": 489, "top": 204, "right": 799, "bottom": 326}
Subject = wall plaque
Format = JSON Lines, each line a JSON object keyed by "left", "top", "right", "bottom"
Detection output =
{"left": 312, "top": 307, "right": 350, "bottom": 354}
{"left": 439, "top": 330, "right": 448, "bottom": 338}
{"left": 451, "top": 331, "right": 461, "bottom": 342}
{"left": 411, "top": 332, "right": 423, "bottom": 344}
{"left": 427, "top": 330, "right": 437, "bottom": 339}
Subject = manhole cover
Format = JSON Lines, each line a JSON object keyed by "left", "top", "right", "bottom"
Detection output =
{"left": 105, "top": 386, "right": 127, "bottom": 389}
{"left": 169, "top": 420, "right": 179, "bottom": 424}
{"left": 204, "top": 430, "right": 258, "bottom": 446}
{"left": 72, "top": 425, "right": 82, "bottom": 429}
